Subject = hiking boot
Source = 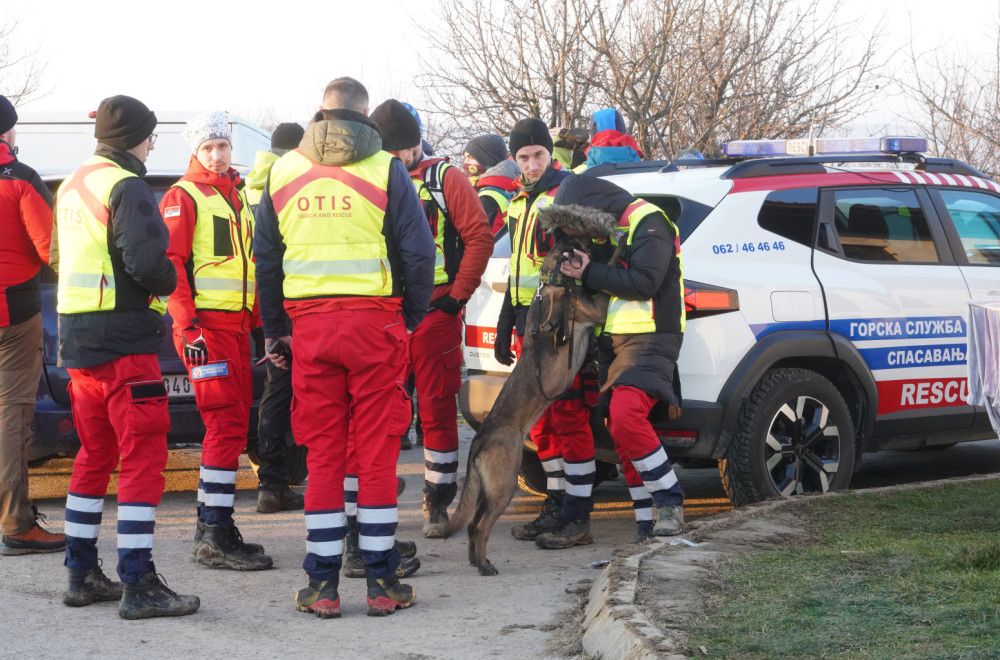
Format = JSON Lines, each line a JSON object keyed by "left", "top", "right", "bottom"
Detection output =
{"left": 654, "top": 505, "right": 685, "bottom": 536}
{"left": 193, "top": 523, "right": 273, "bottom": 571}
{"left": 343, "top": 529, "right": 365, "bottom": 578}
{"left": 63, "top": 563, "right": 123, "bottom": 607}
{"left": 295, "top": 577, "right": 341, "bottom": 619}
{"left": 535, "top": 519, "right": 594, "bottom": 549}
{"left": 400, "top": 432, "right": 413, "bottom": 450}
{"left": 256, "top": 487, "right": 305, "bottom": 514}
{"left": 422, "top": 496, "right": 449, "bottom": 539}
{"left": 395, "top": 539, "right": 417, "bottom": 559}
{"left": 194, "top": 519, "right": 264, "bottom": 554}
{"left": 511, "top": 494, "right": 562, "bottom": 541}
{"left": 632, "top": 522, "right": 655, "bottom": 544}
{"left": 366, "top": 574, "right": 416, "bottom": 616}
{"left": 119, "top": 565, "right": 200, "bottom": 620}
{"left": 1, "top": 523, "right": 66, "bottom": 556}
{"left": 395, "top": 556, "right": 420, "bottom": 579}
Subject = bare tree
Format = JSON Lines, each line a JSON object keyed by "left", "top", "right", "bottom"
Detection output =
{"left": 902, "top": 23, "right": 1000, "bottom": 179}
{"left": 417, "top": 0, "right": 882, "bottom": 159}
{"left": 0, "top": 12, "right": 47, "bottom": 104}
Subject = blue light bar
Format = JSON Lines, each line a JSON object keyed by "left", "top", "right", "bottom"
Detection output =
{"left": 813, "top": 138, "right": 881, "bottom": 155}
{"left": 880, "top": 137, "right": 927, "bottom": 153}
{"left": 723, "top": 139, "right": 809, "bottom": 157}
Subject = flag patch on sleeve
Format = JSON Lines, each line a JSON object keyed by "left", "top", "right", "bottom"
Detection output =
{"left": 164, "top": 206, "right": 181, "bottom": 218}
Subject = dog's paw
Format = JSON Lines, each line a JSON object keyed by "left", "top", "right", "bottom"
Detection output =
{"left": 478, "top": 562, "right": 499, "bottom": 577}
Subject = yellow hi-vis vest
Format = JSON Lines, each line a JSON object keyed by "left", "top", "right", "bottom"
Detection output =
{"left": 56, "top": 156, "right": 167, "bottom": 315}
{"left": 478, "top": 187, "right": 510, "bottom": 218}
{"left": 507, "top": 187, "right": 558, "bottom": 306}
{"left": 172, "top": 180, "right": 255, "bottom": 313}
{"left": 269, "top": 149, "right": 395, "bottom": 299}
{"left": 603, "top": 200, "right": 685, "bottom": 334}
{"left": 412, "top": 161, "right": 451, "bottom": 286}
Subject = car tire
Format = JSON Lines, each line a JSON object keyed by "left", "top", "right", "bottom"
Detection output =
{"left": 720, "top": 368, "right": 855, "bottom": 507}
{"left": 245, "top": 435, "right": 309, "bottom": 486}
{"left": 518, "top": 447, "right": 547, "bottom": 496}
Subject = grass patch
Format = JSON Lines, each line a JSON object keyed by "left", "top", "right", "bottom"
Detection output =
{"left": 687, "top": 480, "right": 1000, "bottom": 659}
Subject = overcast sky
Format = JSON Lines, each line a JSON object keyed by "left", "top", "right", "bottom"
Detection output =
{"left": 7, "top": 0, "right": 1000, "bottom": 136}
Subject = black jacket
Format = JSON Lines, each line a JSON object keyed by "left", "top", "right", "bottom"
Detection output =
{"left": 57, "top": 146, "right": 177, "bottom": 368}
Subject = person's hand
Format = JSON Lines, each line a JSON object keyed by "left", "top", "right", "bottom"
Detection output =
{"left": 494, "top": 320, "right": 515, "bottom": 366}
{"left": 182, "top": 326, "right": 209, "bottom": 367}
{"left": 433, "top": 295, "right": 466, "bottom": 316}
{"left": 266, "top": 336, "right": 293, "bottom": 370}
{"left": 559, "top": 249, "right": 590, "bottom": 279}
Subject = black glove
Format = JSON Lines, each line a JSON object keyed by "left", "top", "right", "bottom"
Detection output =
{"left": 432, "top": 295, "right": 466, "bottom": 316}
{"left": 494, "top": 289, "right": 516, "bottom": 366}
{"left": 182, "top": 326, "right": 209, "bottom": 367}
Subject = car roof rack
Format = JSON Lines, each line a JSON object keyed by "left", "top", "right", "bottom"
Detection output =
{"left": 584, "top": 158, "right": 734, "bottom": 177}
{"left": 721, "top": 154, "right": 989, "bottom": 180}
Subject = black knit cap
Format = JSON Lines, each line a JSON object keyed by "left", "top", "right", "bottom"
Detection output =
{"left": 508, "top": 117, "right": 552, "bottom": 157}
{"left": 271, "top": 122, "right": 304, "bottom": 151}
{"left": 94, "top": 95, "right": 157, "bottom": 150}
{"left": 0, "top": 95, "right": 17, "bottom": 135}
{"left": 370, "top": 99, "right": 421, "bottom": 151}
{"left": 464, "top": 133, "right": 508, "bottom": 167}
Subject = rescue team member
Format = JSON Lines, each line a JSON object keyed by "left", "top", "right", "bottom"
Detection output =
{"left": 244, "top": 121, "right": 308, "bottom": 514}
{"left": 577, "top": 108, "right": 642, "bottom": 172}
{"left": 462, "top": 133, "right": 520, "bottom": 235}
{"left": 57, "top": 95, "right": 199, "bottom": 618}
{"left": 159, "top": 112, "right": 271, "bottom": 571}
{"left": 549, "top": 126, "right": 589, "bottom": 171}
{"left": 0, "top": 94, "right": 65, "bottom": 557}
{"left": 493, "top": 117, "right": 598, "bottom": 550}
{"left": 254, "top": 102, "right": 435, "bottom": 617}
{"left": 369, "top": 100, "right": 492, "bottom": 539}
{"left": 549, "top": 174, "right": 686, "bottom": 539}
{"left": 315, "top": 80, "right": 421, "bottom": 583}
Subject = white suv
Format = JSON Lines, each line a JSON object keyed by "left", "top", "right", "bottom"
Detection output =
{"left": 459, "top": 137, "right": 1000, "bottom": 506}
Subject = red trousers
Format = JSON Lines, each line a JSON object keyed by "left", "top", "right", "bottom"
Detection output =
{"left": 514, "top": 335, "right": 593, "bottom": 465}
{"left": 291, "top": 308, "right": 411, "bottom": 512}
{"left": 173, "top": 327, "right": 251, "bottom": 469}
{"left": 409, "top": 309, "right": 463, "bottom": 455}
{"left": 608, "top": 385, "right": 662, "bottom": 466}
{"left": 67, "top": 353, "right": 169, "bottom": 504}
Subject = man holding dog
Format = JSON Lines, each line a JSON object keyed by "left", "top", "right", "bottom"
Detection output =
{"left": 548, "top": 174, "right": 687, "bottom": 540}
{"left": 494, "top": 117, "right": 599, "bottom": 550}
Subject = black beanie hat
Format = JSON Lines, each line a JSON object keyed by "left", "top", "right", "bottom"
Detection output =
{"left": 94, "top": 95, "right": 157, "bottom": 150}
{"left": 508, "top": 117, "right": 553, "bottom": 157}
{"left": 271, "top": 122, "right": 304, "bottom": 151}
{"left": 464, "top": 133, "right": 508, "bottom": 168}
{"left": 370, "top": 99, "right": 421, "bottom": 151}
{"left": 0, "top": 95, "right": 17, "bottom": 135}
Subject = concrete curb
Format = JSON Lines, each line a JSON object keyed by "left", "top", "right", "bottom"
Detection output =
{"left": 578, "top": 474, "right": 1000, "bottom": 659}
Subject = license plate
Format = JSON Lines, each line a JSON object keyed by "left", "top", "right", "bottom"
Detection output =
{"left": 162, "top": 374, "right": 193, "bottom": 398}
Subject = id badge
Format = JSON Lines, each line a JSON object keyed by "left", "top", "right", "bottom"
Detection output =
{"left": 190, "top": 361, "right": 230, "bottom": 382}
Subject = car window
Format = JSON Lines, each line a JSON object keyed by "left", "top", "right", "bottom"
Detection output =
{"left": 491, "top": 224, "right": 512, "bottom": 259}
{"left": 937, "top": 189, "right": 1000, "bottom": 265}
{"left": 832, "top": 189, "right": 940, "bottom": 263}
{"left": 757, "top": 187, "right": 818, "bottom": 247}
{"left": 641, "top": 195, "right": 712, "bottom": 242}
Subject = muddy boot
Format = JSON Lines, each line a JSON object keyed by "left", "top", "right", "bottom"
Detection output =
{"left": 422, "top": 495, "right": 449, "bottom": 539}
{"left": 395, "top": 539, "right": 416, "bottom": 559}
{"left": 632, "top": 521, "right": 654, "bottom": 544}
{"left": 511, "top": 494, "right": 562, "bottom": 540}
{"left": 119, "top": 565, "right": 200, "bottom": 620}
{"left": 653, "top": 505, "right": 685, "bottom": 536}
{"left": 1, "top": 512, "right": 66, "bottom": 556}
{"left": 63, "top": 564, "right": 123, "bottom": 607}
{"left": 256, "top": 487, "right": 305, "bottom": 514}
{"left": 343, "top": 528, "right": 365, "bottom": 578}
{"left": 295, "top": 575, "right": 341, "bottom": 619}
{"left": 193, "top": 524, "right": 273, "bottom": 571}
{"left": 366, "top": 573, "right": 416, "bottom": 616}
{"left": 534, "top": 519, "right": 594, "bottom": 549}
{"left": 396, "top": 556, "right": 421, "bottom": 578}
{"left": 194, "top": 519, "right": 264, "bottom": 555}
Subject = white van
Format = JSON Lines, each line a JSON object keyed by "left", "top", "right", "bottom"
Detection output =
{"left": 14, "top": 110, "right": 271, "bottom": 176}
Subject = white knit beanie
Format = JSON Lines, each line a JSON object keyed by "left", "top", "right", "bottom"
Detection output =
{"left": 182, "top": 111, "right": 232, "bottom": 152}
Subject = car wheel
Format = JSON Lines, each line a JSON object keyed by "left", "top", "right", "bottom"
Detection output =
{"left": 245, "top": 435, "right": 309, "bottom": 486}
{"left": 720, "top": 368, "right": 855, "bottom": 507}
{"left": 518, "top": 447, "right": 547, "bottom": 496}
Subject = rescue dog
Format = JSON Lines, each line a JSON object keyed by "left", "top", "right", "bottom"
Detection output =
{"left": 443, "top": 203, "right": 620, "bottom": 576}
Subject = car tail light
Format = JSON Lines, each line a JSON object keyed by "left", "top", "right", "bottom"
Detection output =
{"left": 57, "top": 417, "right": 75, "bottom": 434}
{"left": 655, "top": 429, "right": 698, "bottom": 444}
{"left": 684, "top": 281, "right": 739, "bottom": 319}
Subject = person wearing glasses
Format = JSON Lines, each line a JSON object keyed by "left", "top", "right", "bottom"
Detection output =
{"left": 158, "top": 111, "right": 271, "bottom": 572}
{"left": 57, "top": 95, "right": 200, "bottom": 618}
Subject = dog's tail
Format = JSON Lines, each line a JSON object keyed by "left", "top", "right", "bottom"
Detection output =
{"left": 442, "top": 459, "right": 482, "bottom": 538}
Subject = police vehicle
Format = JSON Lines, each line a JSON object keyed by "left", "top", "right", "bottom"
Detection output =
{"left": 459, "top": 137, "right": 1000, "bottom": 505}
